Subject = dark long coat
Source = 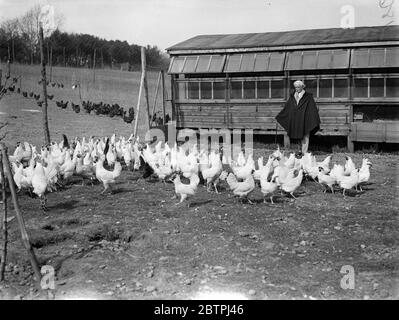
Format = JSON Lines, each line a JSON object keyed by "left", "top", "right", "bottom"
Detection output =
{"left": 275, "top": 91, "right": 321, "bottom": 140}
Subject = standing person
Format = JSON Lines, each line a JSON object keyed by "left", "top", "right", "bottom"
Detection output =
{"left": 275, "top": 80, "right": 320, "bottom": 154}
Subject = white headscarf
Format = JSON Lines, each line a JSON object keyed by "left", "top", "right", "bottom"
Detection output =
{"left": 293, "top": 80, "right": 305, "bottom": 88}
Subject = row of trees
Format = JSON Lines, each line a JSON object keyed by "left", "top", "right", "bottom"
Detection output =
{"left": 0, "top": 5, "right": 170, "bottom": 70}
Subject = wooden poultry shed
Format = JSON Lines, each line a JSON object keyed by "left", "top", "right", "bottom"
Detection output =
{"left": 166, "top": 25, "right": 399, "bottom": 151}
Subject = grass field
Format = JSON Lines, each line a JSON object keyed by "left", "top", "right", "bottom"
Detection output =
{"left": 0, "top": 64, "right": 398, "bottom": 300}
{"left": 0, "top": 63, "right": 171, "bottom": 148}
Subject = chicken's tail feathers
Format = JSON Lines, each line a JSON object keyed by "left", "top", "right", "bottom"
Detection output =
{"left": 104, "top": 138, "right": 110, "bottom": 157}
{"left": 62, "top": 134, "right": 70, "bottom": 150}
{"left": 112, "top": 161, "right": 122, "bottom": 178}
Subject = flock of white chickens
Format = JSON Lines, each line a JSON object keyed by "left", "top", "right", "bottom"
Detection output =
{"left": 4, "top": 133, "right": 373, "bottom": 210}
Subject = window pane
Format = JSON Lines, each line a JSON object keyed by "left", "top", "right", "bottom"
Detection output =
{"left": 305, "top": 79, "right": 317, "bottom": 97}
{"left": 369, "top": 48, "right": 385, "bottom": 67}
{"left": 286, "top": 51, "right": 302, "bottom": 70}
{"left": 269, "top": 53, "right": 285, "bottom": 71}
{"left": 213, "top": 82, "right": 225, "bottom": 99}
{"left": 243, "top": 81, "right": 255, "bottom": 99}
{"left": 188, "top": 82, "right": 199, "bottom": 99}
{"left": 271, "top": 80, "right": 284, "bottom": 98}
{"left": 182, "top": 56, "right": 198, "bottom": 73}
{"left": 386, "top": 78, "right": 399, "bottom": 97}
{"left": 370, "top": 78, "right": 384, "bottom": 97}
{"left": 209, "top": 55, "right": 225, "bottom": 72}
{"left": 257, "top": 80, "right": 269, "bottom": 98}
{"left": 196, "top": 55, "right": 211, "bottom": 72}
{"left": 319, "top": 79, "right": 332, "bottom": 98}
{"left": 240, "top": 54, "right": 255, "bottom": 72}
{"left": 231, "top": 81, "right": 242, "bottom": 99}
{"left": 200, "top": 82, "right": 212, "bottom": 99}
{"left": 254, "top": 53, "right": 269, "bottom": 72}
{"left": 302, "top": 51, "right": 317, "bottom": 69}
{"left": 352, "top": 49, "right": 369, "bottom": 68}
{"left": 177, "top": 82, "right": 186, "bottom": 100}
{"left": 334, "top": 79, "right": 348, "bottom": 98}
{"left": 317, "top": 51, "right": 332, "bottom": 69}
{"left": 354, "top": 78, "right": 368, "bottom": 97}
{"left": 169, "top": 57, "right": 185, "bottom": 73}
{"left": 386, "top": 47, "right": 399, "bottom": 67}
{"left": 225, "top": 55, "right": 242, "bottom": 72}
{"left": 332, "top": 50, "right": 349, "bottom": 68}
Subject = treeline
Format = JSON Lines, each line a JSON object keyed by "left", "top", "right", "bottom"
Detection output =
{"left": 0, "top": 4, "right": 170, "bottom": 70}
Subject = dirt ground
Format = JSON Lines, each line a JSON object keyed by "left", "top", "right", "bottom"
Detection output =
{"left": 0, "top": 69, "right": 398, "bottom": 300}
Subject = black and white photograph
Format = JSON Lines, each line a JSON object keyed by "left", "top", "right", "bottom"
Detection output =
{"left": 0, "top": 0, "right": 398, "bottom": 306}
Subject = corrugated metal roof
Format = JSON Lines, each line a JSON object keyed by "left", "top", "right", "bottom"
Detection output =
{"left": 167, "top": 25, "right": 399, "bottom": 52}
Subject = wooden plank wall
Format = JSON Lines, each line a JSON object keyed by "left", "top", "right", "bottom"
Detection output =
{"left": 351, "top": 121, "right": 399, "bottom": 143}
{"left": 175, "top": 102, "right": 351, "bottom": 136}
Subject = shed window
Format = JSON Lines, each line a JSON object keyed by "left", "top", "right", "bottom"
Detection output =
{"left": 257, "top": 80, "right": 269, "bottom": 98}
{"left": 209, "top": 55, "right": 225, "bottom": 73}
{"left": 271, "top": 80, "right": 284, "bottom": 98}
{"left": 169, "top": 57, "right": 185, "bottom": 73}
{"left": 332, "top": 50, "right": 349, "bottom": 68}
{"left": 268, "top": 53, "right": 285, "bottom": 71}
{"left": 231, "top": 81, "right": 243, "bottom": 99}
{"left": 302, "top": 51, "right": 316, "bottom": 69}
{"left": 200, "top": 82, "right": 212, "bottom": 99}
{"left": 226, "top": 55, "right": 242, "bottom": 72}
{"left": 370, "top": 78, "right": 384, "bottom": 97}
{"left": 240, "top": 54, "right": 256, "bottom": 72}
{"left": 333, "top": 79, "right": 348, "bottom": 98}
{"left": 319, "top": 79, "right": 332, "bottom": 98}
{"left": 188, "top": 82, "right": 199, "bottom": 99}
{"left": 317, "top": 51, "right": 332, "bottom": 69}
{"left": 196, "top": 55, "right": 211, "bottom": 72}
{"left": 213, "top": 82, "right": 225, "bottom": 99}
{"left": 386, "top": 78, "right": 399, "bottom": 97}
{"left": 286, "top": 51, "right": 302, "bottom": 70}
{"left": 305, "top": 79, "right": 317, "bottom": 96}
{"left": 177, "top": 82, "right": 187, "bottom": 100}
{"left": 243, "top": 81, "right": 255, "bottom": 99}
{"left": 369, "top": 48, "right": 385, "bottom": 68}
{"left": 254, "top": 53, "right": 269, "bottom": 72}
{"left": 182, "top": 56, "right": 198, "bottom": 73}
{"left": 352, "top": 49, "right": 369, "bottom": 68}
{"left": 386, "top": 47, "right": 399, "bottom": 67}
{"left": 354, "top": 78, "right": 368, "bottom": 97}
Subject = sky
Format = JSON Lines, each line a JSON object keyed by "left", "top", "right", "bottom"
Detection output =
{"left": 0, "top": 0, "right": 398, "bottom": 51}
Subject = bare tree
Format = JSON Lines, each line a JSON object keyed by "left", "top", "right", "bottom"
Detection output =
{"left": 17, "top": 5, "right": 41, "bottom": 65}
{"left": 1, "top": 19, "right": 19, "bottom": 62}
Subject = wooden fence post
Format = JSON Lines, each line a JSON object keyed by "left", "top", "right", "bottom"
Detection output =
{"left": 161, "top": 70, "right": 166, "bottom": 125}
{"left": 39, "top": 24, "right": 51, "bottom": 145}
{"left": 0, "top": 154, "right": 7, "bottom": 281}
{"left": 151, "top": 71, "right": 161, "bottom": 126}
{"left": 0, "top": 144, "right": 41, "bottom": 285}
{"left": 49, "top": 45, "right": 53, "bottom": 83}
{"left": 6, "top": 60, "right": 10, "bottom": 79}
{"left": 0, "top": 57, "right": 2, "bottom": 87}
{"left": 141, "top": 47, "right": 151, "bottom": 130}
{"left": 133, "top": 51, "right": 145, "bottom": 138}
{"left": 133, "top": 47, "right": 151, "bottom": 138}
